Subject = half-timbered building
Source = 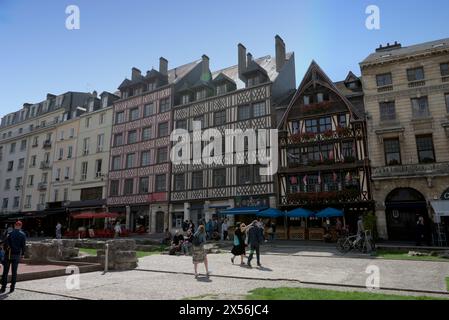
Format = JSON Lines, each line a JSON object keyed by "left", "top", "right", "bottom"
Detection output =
{"left": 278, "top": 61, "right": 374, "bottom": 237}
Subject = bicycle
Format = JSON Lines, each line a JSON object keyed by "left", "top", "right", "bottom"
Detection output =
{"left": 337, "top": 231, "right": 376, "bottom": 254}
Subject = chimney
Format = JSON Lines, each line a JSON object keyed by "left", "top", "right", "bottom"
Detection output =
{"left": 275, "top": 35, "right": 286, "bottom": 72}
{"left": 131, "top": 67, "right": 141, "bottom": 81}
{"left": 159, "top": 57, "right": 168, "bottom": 76}
{"left": 238, "top": 43, "right": 247, "bottom": 81}
{"left": 247, "top": 52, "right": 253, "bottom": 67}
{"left": 92, "top": 90, "right": 98, "bottom": 98}
{"left": 201, "top": 54, "right": 210, "bottom": 79}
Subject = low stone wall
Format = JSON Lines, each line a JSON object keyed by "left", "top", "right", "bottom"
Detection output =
{"left": 27, "top": 240, "right": 79, "bottom": 262}
{"left": 97, "top": 240, "right": 138, "bottom": 271}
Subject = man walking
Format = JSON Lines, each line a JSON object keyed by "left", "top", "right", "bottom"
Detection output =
{"left": 247, "top": 220, "right": 264, "bottom": 268}
{"left": 1, "top": 221, "right": 26, "bottom": 294}
{"left": 56, "top": 222, "right": 62, "bottom": 240}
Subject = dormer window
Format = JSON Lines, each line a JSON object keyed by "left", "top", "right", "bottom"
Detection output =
{"left": 303, "top": 95, "right": 311, "bottom": 105}
{"left": 196, "top": 89, "right": 207, "bottom": 101}
{"left": 128, "top": 88, "right": 134, "bottom": 97}
{"left": 181, "top": 94, "right": 190, "bottom": 105}
{"left": 217, "top": 84, "right": 227, "bottom": 95}
{"left": 148, "top": 82, "right": 157, "bottom": 91}
{"left": 317, "top": 93, "right": 324, "bottom": 103}
{"left": 102, "top": 97, "right": 108, "bottom": 109}
{"left": 247, "top": 76, "right": 260, "bottom": 87}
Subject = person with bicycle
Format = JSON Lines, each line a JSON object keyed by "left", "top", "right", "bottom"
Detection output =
{"left": 356, "top": 215, "right": 365, "bottom": 243}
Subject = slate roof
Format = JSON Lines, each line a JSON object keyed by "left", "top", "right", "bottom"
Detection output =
{"left": 361, "top": 38, "right": 449, "bottom": 65}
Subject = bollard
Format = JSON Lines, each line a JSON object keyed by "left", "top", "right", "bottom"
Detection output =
{"left": 103, "top": 243, "right": 109, "bottom": 275}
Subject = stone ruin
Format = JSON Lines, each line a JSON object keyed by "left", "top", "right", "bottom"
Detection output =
{"left": 97, "top": 239, "right": 138, "bottom": 271}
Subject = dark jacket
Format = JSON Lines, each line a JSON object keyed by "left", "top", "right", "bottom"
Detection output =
{"left": 6, "top": 229, "right": 26, "bottom": 257}
{"left": 247, "top": 225, "right": 264, "bottom": 246}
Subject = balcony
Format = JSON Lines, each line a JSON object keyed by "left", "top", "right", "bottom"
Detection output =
{"left": 42, "top": 140, "right": 52, "bottom": 149}
{"left": 377, "top": 85, "right": 394, "bottom": 93}
{"left": 40, "top": 161, "right": 51, "bottom": 170}
{"left": 37, "top": 182, "right": 48, "bottom": 191}
{"left": 281, "top": 187, "right": 370, "bottom": 206}
{"left": 281, "top": 127, "right": 355, "bottom": 146}
{"left": 372, "top": 162, "right": 449, "bottom": 180}
{"left": 408, "top": 80, "right": 426, "bottom": 88}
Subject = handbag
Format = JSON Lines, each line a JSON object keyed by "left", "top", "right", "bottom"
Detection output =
{"left": 233, "top": 235, "right": 240, "bottom": 246}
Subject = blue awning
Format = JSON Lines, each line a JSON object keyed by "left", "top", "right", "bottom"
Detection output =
{"left": 219, "top": 206, "right": 268, "bottom": 216}
{"left": 316, "top": 207, "right": 344, "bottom": 218}
{"left": 257, "top": 208, "right": 285, "bottom": 218}
{"left": 287, "top": 208, "right": 315, "bottom": 218}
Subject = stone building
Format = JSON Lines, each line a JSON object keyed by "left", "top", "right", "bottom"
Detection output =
{"left": 360, "top": 39, "right": 449, "bottom": 241}
{"left": 107, "top": 57, "right": 203, "bottom": 233}
{"left": 277, "top": 61, "right": 373, "bottom": 235}
{"left": 169, "top": 36, "right": 296, "bottom": 230}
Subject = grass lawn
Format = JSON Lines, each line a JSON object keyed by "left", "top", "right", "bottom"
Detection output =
{"left": 79, "top": 246, "right": 168, "bottom": 258}
{"left": 375, "top": 249, "right": 449, "bottom": 262}
{"left": 246, "top": 287, "right": 446, "bottom": 300}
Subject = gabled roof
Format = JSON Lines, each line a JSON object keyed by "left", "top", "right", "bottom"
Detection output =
{"left": 278, "top": 61, "right": 364, "bottom": 129}
{"left": 344, "top": 71, "right": 359, "bottom": 83}
{"left": 212, "top": 72, "right": 236, "bottom": 85}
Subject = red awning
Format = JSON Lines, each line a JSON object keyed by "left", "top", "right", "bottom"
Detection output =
{"left": 71, "top": 212, "right": 121, "bottom": 219}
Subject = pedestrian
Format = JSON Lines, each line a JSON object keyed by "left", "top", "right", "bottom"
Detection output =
{"left": 231, "top": 223, "right": 246, "bottom": 265}
{"left": 222, "top": 219, "right": 229, "bottom": 241}
{"left": 56, "top": 222, "right": 62, "bottom": 240}
{"left": 206, "top": 219, "right": 213, "bottom": 240}
{"left": 1, "top": 221, "right": 26, "bottom": 294}
{"left": 114, "top": 221, "right": 122, "bottom": 238}
{"left": 416, "top": 216, "right": 425, "bottom": 246}
{"left": 169, "top": 230, "right": 184, "bottom": 255}
{"left": 192, "top": 225, "right": 209, "bottom": 279}
{"left": 181, "top": 229, "right": 193, "bottom": 256}
{"left": 247, "top": 220, "right": 264, "bottom": 268}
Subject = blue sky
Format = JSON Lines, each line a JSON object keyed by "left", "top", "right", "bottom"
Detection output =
{"left": 0, "top": 0, "right": 448, "bottom": 116}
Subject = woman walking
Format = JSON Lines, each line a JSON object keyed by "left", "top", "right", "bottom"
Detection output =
{"left": 231, "top": 223, "right": 247, "bottom": 265}
{"left": 192, "top": 225, "right": 209, "bottom": 279}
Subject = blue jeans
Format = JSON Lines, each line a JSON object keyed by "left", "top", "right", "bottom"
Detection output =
{"left": 1, "top": 255, "right": 20, "bottom": 289}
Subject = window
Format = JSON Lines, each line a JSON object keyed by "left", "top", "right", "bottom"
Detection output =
{"left": 376, "top": 73, "right": 393, "bottom": 87}
{"left": 63, "top": 188, "right": 68, "bottom": 201}
{"left": 10, "top": 142, "right": 16, "bottom": 153}
{"left": 15, "top": 177, "right": 22, "bottom": 188}
{"left": 2, "top": 198, "right": 8, "bottom": 209}
{"left": 68, "top": 146, "right": 73, "bottom": 158}
{"left": 181, "top": 94, "right": 190, "bottom": 105}
{"left": 25, "top": 195, "right": 31, "bottom": 208}
{"left": 13, "top": 197, "right": 19, "bottom": 208}
{"left": 217, "top": 84, "right": 227, "bottom": 95}
{"left": 155, "top": 174, "right": 166, "bottom": 192}
{"left": 160, "top": 98, "right": 170, "bottom": 113}
{"left": 238, "top": 166, "right": 251, "bottom": 185}
{"left": 65, "top": 167, "right": 70, "bottom": 179}
{"left": 196, "top": 89, "right": 207, "bottom": 101}
{"left": 147, "top": 82, "right": 156, "bottom": 91}
{"left": 253, "top": 102, "right": 266, "bottom": 117}
{"left": 157, "top": 147, "right": 168, "bottom": 163}
{"left": 445, "top": 93, "right": 449, "bottom": 113}
{"left": 7, "top": 161, "right": 13, "bottom": 171}
{"left": 193, "top": 116, "right": 204, "bottom": 129}
{"left": 42, "top": 172, "right": 48, "bottom": 183}
{"left": 28, "top": 175, "right": 34, "bottom": 187}
{"left": 99, "top": 113, "right": 105, "bottom": 124}
{"left": 110, "top": 180, "right": 119, "bottom": 196}
{"left": 174, "top": 174, "right": 185, "bottom": 191}
{"left": 30, "top": 155, "right": 36, "bottom": 167}
{"left": 158, "top": 122, "right": 169, "bottom": 137}
{"left": 97, "top": 134, "right": 105, "bottom": 152}
{"left": 5, "top": 179, "right": 11, "bottom": 190}
{"left": 112, "top": 156, "right": 121, "bottom": 170}
{"left": 411, "top": 97, "right": 429, "bottom": 118}
{"left": 238, "top": 105, "right": 251, "bottom": 120}
{"left": 59, "top": 148, "right": 64, "bottom": 160}
{"left": 441, "top": 63, "right": 449, "bottom": 77}
{"left": 247, "top": 76, "right": 260, "bottom": 87}
{"left": 139, "top": 177, "right": 149, "bottom": 193}
{"left": 129, "top": 107, "right": 139, "bottom": 121}
{"left": 85, "top": 117, "right": 91, "bottom": 128}
{"left": 305, "top": 119, "right": 318, "bottom": 133}
{"left": 407, "top": 67, "right": 425, "bottom": 82}
{"left": 83, "top": 138, "right": 90, "bottom": 155}
{"left": 127, "top": 130, "right": 138, "bottom": 144}
{"left": 176, "top": 119, "right": 187, "bottom": 130}
{"left": 141, "top": 151, "right": 151, "bottom": 166}
{"left": 319, "top": 117, "right": 332, "bottom": 132}
{"left": 115, "top": 111, "right": 125, "bottom": 124}
{"left": 338, "top": 114, "right": 347, "bottom": 128}
{"left": 20, "top": 140, "right": 26, "bottom": 151}
{"left": 69, "top": 128, "right": 75, "bottom": 138}
{"left": 95, "top": 159, "right": 102, "bottom": 177}
{"left": 384, "top": 138, "right": 401, "bottom": 166}
{"left": 213, "top": 168, "right": 226, "bottom": 187}
{"left": 124, "top": 179, "right": 134, "bottom": 195}
{"left": 54, "top": 189, "right": 59, "bottom": 202}
{"left": 416, "top": 135, "right": 435, "bottom": 163}
{"left": 379, "top": 101, "right": 396, "bottom": 121}
{"left": 18, "top": 158, "right": 24, "bottom": 169}
{"left": 126, "top": 153, "right": 135, "bottom": 168}
{"left": 32, "top": 136, "right": 38, "bottom": 147}
{"left": 214, "top": 111, "right": 226, "bottom": 126}
{"left": 81, "top": 162, "right": 88, "bottom": 181}
{"left": 342, "top": 141, "right": 355, "bottom": 158}
{"left": 114, "top": 133, "right": 123, "bottom": 146}
{"left": 192, "top": 171, "right": 203, "bottom": 189}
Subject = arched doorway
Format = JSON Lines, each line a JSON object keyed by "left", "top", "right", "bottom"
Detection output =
{"left": 385, "top": 188, "right": 428, "bottom": 241}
